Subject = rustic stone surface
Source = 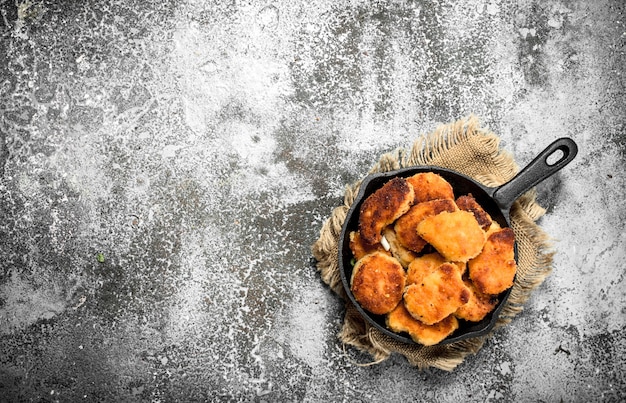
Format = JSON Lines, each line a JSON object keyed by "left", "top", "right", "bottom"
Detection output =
{"left": 0, "top": 0, "right": 624, "bottom": 401}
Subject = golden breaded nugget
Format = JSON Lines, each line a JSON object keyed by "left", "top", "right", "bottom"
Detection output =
{"left": 394, "top": 199, "right": 458, "bottom": 253}
{"left": 455, "top": 261, "right": 467, "bottom": 276}
{"left": 406, "top": 252, "right": 447, "bottom": 285}
{"left": 454, "top": 279, "right": 499, "bottom": 322}
{"left": 350, "top": 252, "right": 406, "bottom": 315}
{"left": 403, "top": 263, "right": 470, "bottom": 325}
{"left": 484, "top": 221, "right": 502, "bottom": 238}
{"left": 359, "top": 177, "right": 415, "bottom": 244}
{"left": 456, "top": 194, "right": 493, "bottom": 231}
{"left": 416, "top": 210, "right": 486, "bottom": 262}
{"left": 468, "top": 228, "right": 517, "bottom": 295}
{"left": 406, "top": 253, "right": 466, "bottom": 285}
{"left": 382, "top": 227, "right": 417, "bottom": 268}
{"left": 349, "top": 231, "right": 388, "bottom": 261}
{"left": 406, "top": 172, "right": 454, "bottom": 203}
{"left": 386, "top": 303, "right": 459, "bottom": 346}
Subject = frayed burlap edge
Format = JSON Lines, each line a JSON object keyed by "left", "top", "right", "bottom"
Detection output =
{"left": 311, "top": 115, "right": 555, "bottom": 371}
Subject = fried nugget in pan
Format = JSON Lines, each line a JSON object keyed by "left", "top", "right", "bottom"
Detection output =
{"left": 455, "top": 261, "right": 467, "bottom": 276}
{"left": 484, "top": 220, "right": 502, "bottom": 238}
{"left": 382, "top": 227, "right": 418, "bottom": 268}
{"left": 350, "top": 252, "right": 406, "bottom": 315}
{"left": 394, "top": 199, "right": 458, "bottom": 253}
{"left": 456, "top": 193, "right": 493, "bottom": 231}
{"left": 403, "top": 263, "right": 470, "bottom": 325}
{"left": 454, "top": 279, "right": 499, "bottom": 322}
{"left": 406, "top": 172, "right": 454, "bottom": 203}
{"left": 468, "top": 227, "right": 517, "bottom": 295}
{"left": 359, "top": 177, "right": 415, "bottom": 244}
{"left": 406, "top": 252, "right": 447, "bottom": 285}
{"left": 349, "top": 231, "right": 389, "bottom": 261}
{"left": 386, "top": 303, "right": 459, "bottom": 346}
{"left": 416, "top": 210, "right": 486, "bottom": 262}
{"left": 406, "top": 252, "right": 467, "bottom": 286}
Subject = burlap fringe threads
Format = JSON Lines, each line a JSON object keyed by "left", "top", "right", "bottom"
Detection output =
{"left": 311, "top": 115, "right": 555, "bottom": 371}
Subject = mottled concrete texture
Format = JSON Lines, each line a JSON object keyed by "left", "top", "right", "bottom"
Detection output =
{"left": 0, "top": 0, "right": 624, "bottom": 401}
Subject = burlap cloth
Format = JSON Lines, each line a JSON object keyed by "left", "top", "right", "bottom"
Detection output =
{"left": 311, "top": 115, "right": 554, "bottom": 371}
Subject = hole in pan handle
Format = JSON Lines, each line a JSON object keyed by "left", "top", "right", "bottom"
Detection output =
{"left": 492, "top": 137, "right": 578, "bottom": 211}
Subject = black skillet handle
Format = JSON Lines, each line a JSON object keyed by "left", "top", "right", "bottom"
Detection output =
{"left": 492, "top": 137, "right": 578, "bottom": 211}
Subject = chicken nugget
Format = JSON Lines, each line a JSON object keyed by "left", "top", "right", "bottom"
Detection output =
{"left": 382, "top": 227, "right": 418, "bottom": 268}
{"left": 406, "top": 252, "right": 447, "bottom": 285}
{"left": 406, "top": 253, "right": 466, "bottom": 286}
{"left": 456, "top": 261, "right": 467, "bottom": 276}
{"left": 349, "top": 231, "right": 388, "bottom": 261}
{"left": 386, "top": 303, "right": 459, "bottom": 346}
{"left": 394, "top": 199, "right": 458, "bottom": 253}
{"left": 484, "top": 221, "right": 502, "bottom": 238}
{"left": 468, "top": 227, "right": 517, "bottom": 295}
{"left": 456, "top": 194, "right": 493, "bottom": 231}
{"left": 403, "top": 263, "right": 470, "bottom": 325}
{"left": 359, "top": 177, "right": 415, "bottom": 244}
{"left": 350, "top": 252, "right": 406, "bottom": 315}
{"left": 454, "top": 279, "right": 499, "bottom": 322}
{"left": 406, "top": 172, "right": 454, "bottom": 203}
{"left": 416, "top": 210, "right": 486, "bottom": 262}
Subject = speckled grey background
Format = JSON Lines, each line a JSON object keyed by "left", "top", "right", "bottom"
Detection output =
{"left": 0, "top": 0, "right": 624, "bottom": 401}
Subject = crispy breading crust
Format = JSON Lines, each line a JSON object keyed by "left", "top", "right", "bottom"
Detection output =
{"left": 382, "top": 227, "right": 418, "bottom": 268}
{"left": 454, "top": 279, "right": 499, "bottom": 322}
{"left": 484, "top": 221, "right": 502, "bottom": 238}
{"left": 406, "top": 172, "right": 454, "bottom": 203}
{"left": 406, "top": 252, "right": 447, "bottom": 286}
{"left": 406, "top": 252, "right": 466, "bottom": 286}
{"left": 456, "top": 194, "right": 493, "bottom": 230}
{"left": 468, "top": 228, "right": 517, "bottom": 295}
{"left": 350, "top": 252, "right": 406, "bottom": 315}
{"left": 416, "top": 210, "right": 487, "bottom": 262}
{"left": 386, "top": 303, "right": 459, "bottom": 346}
{"left": 403, "top": 263, "right": 470, "bottom": 325}
{"left": 394, "top": 199, "right": 458, "bottom": 253}
{"left": 359, "top": 177, "right": 415, "bottom": 244}
{"left": 349, "top": 231, "right": 388, "bottom": 261}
